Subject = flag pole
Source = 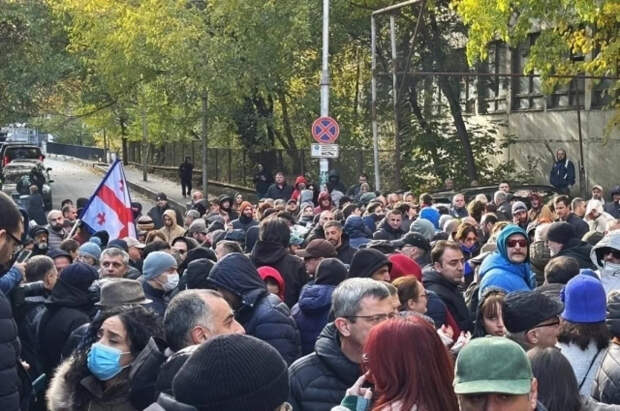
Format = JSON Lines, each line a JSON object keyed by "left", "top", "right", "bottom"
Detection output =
{"left": 67, "top": 218, "right": 81, "bottom": 239}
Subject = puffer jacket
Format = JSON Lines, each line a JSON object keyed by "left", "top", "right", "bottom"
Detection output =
{"left": 289, "top": 323, "right": 360, "bottom": 411}
{"left": 592, "top": 343, "right": 620, "bottom": 405}
{"left": 478, "top": 225, "right": 536, "bottom": 297}
{"left": 372, "top": 219, "right": 404, "bottom": 241}
{"left": 291, "top": 284, "right": 336, "bottom": 355}
{"left": 250, "top": 240, "right": 308, "bottom": 307}
{"left": 206, "top": 253, "right": 301, "bottom": 364}
{"left": 0, "top": 288, "right": 20, "bottom": 410}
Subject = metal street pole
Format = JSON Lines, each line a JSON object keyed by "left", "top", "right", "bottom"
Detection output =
{"left": 141, "top": 108, "right": 148, "bottom": 182}
{"left": 202, "top": 91, "right": 208, "bottom": 196}
{"left": 370, "top": 15, "right": 381, "bottom": 191}
{"left": 319, "top": 0, "right": 330, "bottom": 190}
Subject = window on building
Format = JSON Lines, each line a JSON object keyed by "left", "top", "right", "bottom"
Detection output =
{"left": 511, "top": 35, "right": 544, "bottom": 110}
{"left": 547, "top": 54, "right": 585, "bottom": 109}
{"left": 478, "top": 41, "right": 509, "bottom": 113}
{"left": 591, "top": 77, "right": 614, "bottom": 109}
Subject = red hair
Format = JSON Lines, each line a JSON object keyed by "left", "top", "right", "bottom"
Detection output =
{"left": 364, "top": 317, "right": 458, "bottom": 411}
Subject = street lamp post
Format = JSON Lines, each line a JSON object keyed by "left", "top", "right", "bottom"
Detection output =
{"left": 319, "top": 0, "right": 330, "bottom": 189}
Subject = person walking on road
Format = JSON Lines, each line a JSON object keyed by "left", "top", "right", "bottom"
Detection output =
{"left": 550, "top": 148, "right": 576, "bottom": 194}
{"left": 178, "top": 156, "right": 193, "bottom": 198}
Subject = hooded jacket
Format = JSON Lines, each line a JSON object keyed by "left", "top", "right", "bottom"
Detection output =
{"left": 206, "top": 253, "right": 301, "bottom": 364}
{"left": 326, "top": 169, "right": 346, "bottom": 194}
{"left": 554, "top": 239, "right": 595, "bottom": 270}
{"left": 550, "top": 157, "right": 575, "bottom": 189}
{"left": 422, "top": 266, "right": 473, "bottom": 333}
{"left": 478, "top": 225, "right": 536, "bottom": 298}
{"left": 257, "top": 266, "right": 286, "bottom": 302}
{"left": 157, "top": 210, "right": 186, "bottom": 245}
{"left": 314, "top": 192, "right": 333, "bottom": 215}
{"left": 289, "top": 323, "right": 360, "bottom": 411}
{"left": 250, "top": 240, "right": 308, "bottom": 307}
{"left": 591, "top": 232, "right": 620, "bottom": 295}
{"left": 291, "top": 176, "right": 308, "bottom": 202}
{"left": 38, "top": 278, "right": 94, "bottom": 374}
{"left": 344, "top": 216, "right": 372, "bottom": 249}
{"left": 148, "top": 204, "right": 182, "bottom": 230}
{"left": 291, "top": 284, "right": 336, "bottom": 355}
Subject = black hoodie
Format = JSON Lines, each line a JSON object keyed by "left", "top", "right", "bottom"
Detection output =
{"left": 38, "top": 280, "right": 94, "bottom": 374}
{"left": 250, "top": 240, "right": 308, "bottom": 307}
{"left": 206, "top": 253, "right": 301, "bottom": 364}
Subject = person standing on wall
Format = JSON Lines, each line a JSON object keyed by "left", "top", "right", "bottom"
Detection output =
{"left": 179, "top": 156, "right": 194, "bottom": 198}
{"left": 550, "top": 149, "right": 575, "bottom": 195}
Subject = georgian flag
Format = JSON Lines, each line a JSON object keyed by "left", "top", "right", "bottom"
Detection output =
{"left": 81, "top": 159, "right": 137, "bottom": 239}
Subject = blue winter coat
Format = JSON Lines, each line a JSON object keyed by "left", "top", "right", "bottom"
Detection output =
{"left": 479, "top": 225, "right": 536, "bottom": 297}
{"left": 550, "top": 158, "right": 575, "bottom": 189}
{"left": 206, "top": 253, "right": 301, "bottom": 364}
{"left": 343, "top": 216, "right": 372, "bottom": 249}
{"left": 291, "top": 284, "right": 336, "bottom": 355}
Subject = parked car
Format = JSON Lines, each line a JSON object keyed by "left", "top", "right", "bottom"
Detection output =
{"left": 0, "top": 143, "right": 44, "bottom": 170}
{"left": 0, "top": 160, "right": 53, "bottom": 210}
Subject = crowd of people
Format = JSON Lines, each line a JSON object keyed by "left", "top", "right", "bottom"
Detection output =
{"left": 1, "top": 168, "right": 620, "bottom": 411}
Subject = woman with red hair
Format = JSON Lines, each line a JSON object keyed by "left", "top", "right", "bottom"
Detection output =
{"left": 335, "top": 316, "right": 459, "bottom": 411}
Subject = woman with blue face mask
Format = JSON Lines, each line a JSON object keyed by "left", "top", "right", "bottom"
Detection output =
{"left": 46, "top": 306, "right": 162, "bottom": 411}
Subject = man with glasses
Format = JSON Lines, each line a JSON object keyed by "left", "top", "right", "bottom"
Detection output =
{"left": 502, "top": 290, "right": 564, "bottom": 349}
{"left": 289, "top": 278, "right": 393, "bottom": 411}
{"left": 479, "top": 225, "right": 537, "bottom": 297}
{"left": 0, "top": 191, "right": 25, "bottom": 409}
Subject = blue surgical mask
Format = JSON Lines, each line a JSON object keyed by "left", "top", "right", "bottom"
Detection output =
{"left": 87, "top": 342, "right": 130, "bottom": 381}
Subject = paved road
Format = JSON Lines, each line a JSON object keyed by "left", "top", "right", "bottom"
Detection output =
{"left": 45, "top": 158, "right": 154, "bottom": 211}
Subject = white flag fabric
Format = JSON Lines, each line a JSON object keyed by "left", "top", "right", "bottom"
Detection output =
{"left": 81, "top": 159, "right": 136, "bottom": 239}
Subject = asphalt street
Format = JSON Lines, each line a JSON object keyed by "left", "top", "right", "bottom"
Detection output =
{"left": 45, "top": 158, "right": 154, "bottom": 211}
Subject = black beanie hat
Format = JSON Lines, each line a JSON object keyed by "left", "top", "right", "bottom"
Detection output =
{"left": 59, "top": 262, "right": 98, "bottom": 292}
{"left": 315, "top": 258, "right": 348, "bottom": 286}
{"left": 172, "top": 334, "right": 289, "bottom": 411}
{"left": 546, "top": 222, "right": 576, "bottom": 245}
{"left": 179, "top": 258, "right": 215, "bottom": 290}
{"left": 349, "top": 248, "right": 392, "bottom": 278}
{"left": 92, "top": 230, "right": 110, "bottom": 247}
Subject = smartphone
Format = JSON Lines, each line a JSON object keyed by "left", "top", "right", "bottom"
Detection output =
{"left": 15, "top": 249, "right": 32, "bottom": 264}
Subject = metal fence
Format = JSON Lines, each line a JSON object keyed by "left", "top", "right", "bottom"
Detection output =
{"left": 126, "top": 142, "right": 399, "bottom": 191}
{"left": 46, "top": 142, "right": 106, "bottom": 161}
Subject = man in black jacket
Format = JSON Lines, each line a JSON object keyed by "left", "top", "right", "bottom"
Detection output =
{"left": 178, "top": 156, "right": 193, "bottom": 198}
{"left": 0, "top": 191, "right": 25, "bottom": 411}
{"left": 288, "top": 278, "right": 393, "bottom": 411}
{"left": 324, "top": 221, "right": 356, "bottom": 265}
{"left": 422, "top": 240, "right": 473, "bottom": 333}
{"left": 554, "top": 195, "right": 589, "bottom": 239}
{"left": 251, "top": 217, "right": 308, "bottom": 307}
{"left": 372, "top": 209, "right": 405, "bottom": 241}
{"left": 266, "top": 171, "right": 293, "bottom": 201}
{"left": 546, "top": 222, "right": 594, "bottom": 269}
{"left": 206, "top": 252, "right": 301, "bottom": 364}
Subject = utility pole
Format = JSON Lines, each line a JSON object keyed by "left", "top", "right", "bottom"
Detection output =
{"left": 319, "top": 0, "right": 330, "bottom": 189}
{"left": 141, "top": 107, "right": 148, "bottom": 182}
{"left": 201, "top": 91, "right": 208, "bottom": 196}
{"left": 370, "top": 15, "right": 381, "bottom": 191}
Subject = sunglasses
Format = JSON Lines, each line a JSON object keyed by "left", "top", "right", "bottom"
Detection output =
{"left": 507, "top": 238, "right": 527, "bottom": 248}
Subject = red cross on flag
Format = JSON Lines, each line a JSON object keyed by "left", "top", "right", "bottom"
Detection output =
{"left": 80, "top": 159, "right": 137, "bottom": 239}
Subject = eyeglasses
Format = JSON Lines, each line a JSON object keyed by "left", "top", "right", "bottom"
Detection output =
{"left": 507, "top": 238, "right": 527, "bottom": 248}
{"left": 6, "top": 230, "right": 23, "bottom": 254}
{"left": 346, "top": 311, "right": 397, "bottom": 324}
